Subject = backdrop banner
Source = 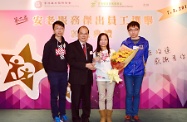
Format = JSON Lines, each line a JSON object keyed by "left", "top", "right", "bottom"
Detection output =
{"left": 0, "top": 0, "right": 187, "bottom": 109}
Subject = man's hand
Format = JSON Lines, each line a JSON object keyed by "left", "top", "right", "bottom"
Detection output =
{"left": 86, "top": 63, "right": 96, "bottom": 70}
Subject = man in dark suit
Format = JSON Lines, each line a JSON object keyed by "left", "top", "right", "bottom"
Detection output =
{"left": 66, "top": 26, "right": 95, "bottom": 122}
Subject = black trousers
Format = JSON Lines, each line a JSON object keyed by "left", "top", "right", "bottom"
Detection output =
{"left": 48, "top": 72, "right": 68, "bottom": 118}
{"left": 71, "top": 83, "right": 91, "bottom": 122}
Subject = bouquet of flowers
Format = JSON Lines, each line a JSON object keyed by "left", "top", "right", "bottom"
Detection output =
{"left": 107, "top": 45, "right": 139, "bottom": 83}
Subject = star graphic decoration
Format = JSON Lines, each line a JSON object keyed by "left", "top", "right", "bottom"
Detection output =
{"left": 2, "top": 44, "right": 43, "bottom": 90}
{"left": 0, "top": 35, "right": 46, "bottom": 99}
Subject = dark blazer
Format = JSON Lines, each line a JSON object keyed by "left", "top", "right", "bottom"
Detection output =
{"left": 67, "top": 40, "right": 93, "bottom": 85}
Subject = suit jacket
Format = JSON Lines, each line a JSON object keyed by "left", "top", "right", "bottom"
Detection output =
{"left": 67, "top": 40, "right": 93, "bottom": 85}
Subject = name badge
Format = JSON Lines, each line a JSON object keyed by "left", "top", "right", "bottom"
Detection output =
{"left": 133, "top": 46, "right": 139, "bottom": 50}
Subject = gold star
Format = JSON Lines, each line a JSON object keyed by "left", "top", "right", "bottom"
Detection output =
{"left": 2, "top": 44, "right": 43, "bottom": 90}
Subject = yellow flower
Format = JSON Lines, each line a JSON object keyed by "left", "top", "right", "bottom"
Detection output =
{"left": 107, "top": 45, "right": 139, "bottom": 83}
{"left": 111, "top": 49, "right": 133, "bottom": 63}
{"left": 110, "top": 45, "right": 139, "bottom": 71}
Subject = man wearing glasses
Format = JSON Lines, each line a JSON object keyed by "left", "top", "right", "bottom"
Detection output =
{"left": 121, "top": 21, "right": 149, "bottom": 122}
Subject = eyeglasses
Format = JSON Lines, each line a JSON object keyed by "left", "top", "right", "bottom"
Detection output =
{"left": 128, "top": 29, "right": 139, "bottom": 32}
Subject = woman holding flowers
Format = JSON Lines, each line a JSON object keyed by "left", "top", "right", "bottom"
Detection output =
{"left": 121, "top": 21, "right": 149, "bottom": 121}
{"left": 93, "top": 33, "right": 115, "bottom": 122}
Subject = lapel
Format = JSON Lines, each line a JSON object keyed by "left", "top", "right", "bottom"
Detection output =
{"left": 85, "top": 43, "right": 92, "bottom": 61}
{"left": 85, "top": 43, "right": 89, "bottom": 56}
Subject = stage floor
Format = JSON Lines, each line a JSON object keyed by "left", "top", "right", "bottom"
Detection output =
{"left": 0, "top": 109, "right": 186, "bottom": 122}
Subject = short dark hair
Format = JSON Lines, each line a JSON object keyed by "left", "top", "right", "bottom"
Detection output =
{"left": 52, "top": 20, "right": 65, "bottom": 30}
{"left": 77, "top": 26, "right": 89, "bottom": 34}
{"left": 127, "top": 21, "right": 140, "bottom": 30}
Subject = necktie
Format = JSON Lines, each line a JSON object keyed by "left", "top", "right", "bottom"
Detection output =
{"left": 82, "top": 43, "right": 87, "bottom": 57}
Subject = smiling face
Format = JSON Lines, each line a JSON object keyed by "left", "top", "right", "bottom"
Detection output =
{"left": 53, "top": 24, "right": 65, "bottom": 37}
{"left": 99, "top": 35, "right": 108, "bottom": 49}
{"left": 78, "top": 27, "right": 89, "bottom": 43}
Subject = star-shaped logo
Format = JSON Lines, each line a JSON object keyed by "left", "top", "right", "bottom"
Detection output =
{"left": 0, "top": 35, "right": 46, "bottom": 99}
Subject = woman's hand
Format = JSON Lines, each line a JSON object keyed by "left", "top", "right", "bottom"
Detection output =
{"left": 93, "top": 56, "right": 101, "bottom": 62}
